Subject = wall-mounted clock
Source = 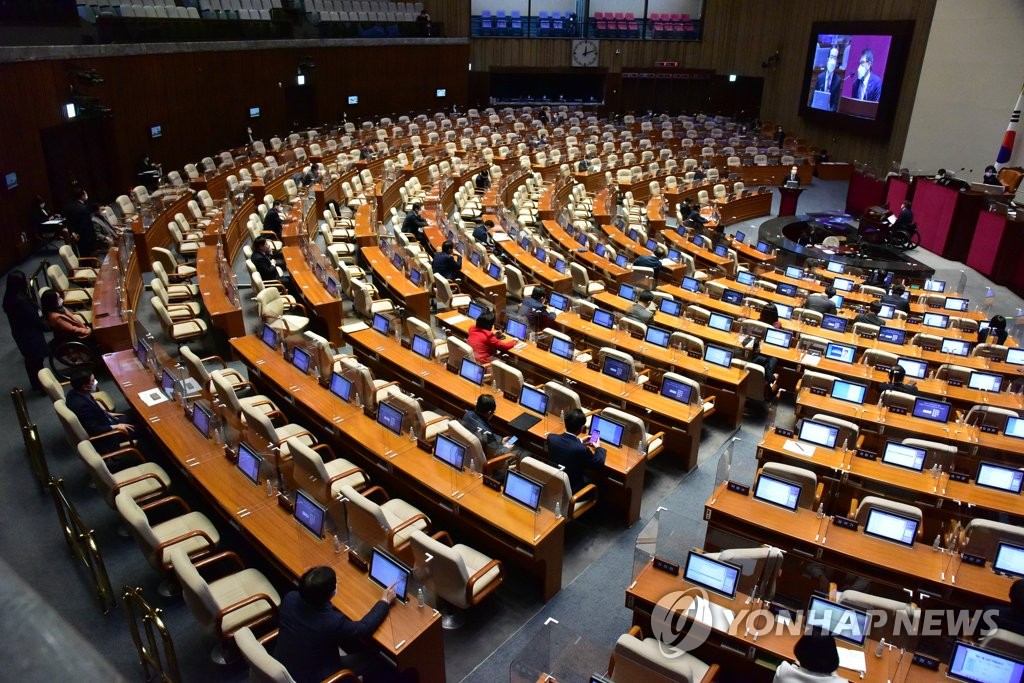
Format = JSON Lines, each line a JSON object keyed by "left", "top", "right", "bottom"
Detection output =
{"left": 572, "top": 39, "right": 599, "bottom": 67}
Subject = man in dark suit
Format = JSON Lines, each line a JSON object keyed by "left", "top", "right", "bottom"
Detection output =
{"left": 803, "top": 286, "right": 838, "bottom": 315}
{"left": 461, "top": 394, "right": 514, "bottom": 460}
{"left": 252, "top": 237, "right": 285, "bottom": 284}
{"left": 633, "top": 245, "right": 665, "bottom": 282}
{"left": 65, "top": 188, "right": 96, "bottom": 257}
{"left": 692, "top": 167, "right": 706, "bottom": 181}
{"left": 814, "top": 46, "right": 843, "bottom": 111}
{"left": 853, "top": 48, "right": 882, "bottom": 102}
{"left": 402, "top": 203, "right": 429, "bottom": 248}
{"left": 880, "top": 283, "right": 911, "bottom": 314}
{"left": 66, "top": 369, "right": 134, "bottom": 451}
{"left": 517, "top": 286, "right": 554, "bottom": 331}
{"left": 431, "top": 240, "right": 462, "bottom": 280}
{"left": 545, "top": 408, "right": 606, "bottom": 492}
{"left": 854, "top": 301, "right": 885, "bottom": 327}
{"left": 473, "top": 219, "right": 495, "bottom": 248}
{"left": 262, "top": 200, "right": 284, "bottom": 239}
{"left": 877, "top": 365, "right": 920, "bottom": 396}
{"left": 892, "top": 200, "right": 914, "bottom": 231}
{"left": 275, "top": 566, "right": 395, "bottom": 683}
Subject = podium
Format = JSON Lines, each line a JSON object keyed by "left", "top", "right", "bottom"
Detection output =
{"left": 777, "top": 185, "right": 803, "bottom": 217}
{"left": 837, "top": 96, "right": 878, "bottom": 119}
{"left": 914, "top": 179, "right": 985, "bottom": 261}
{"left": 967, "top": 201, "right": 1024, "bottom": 288}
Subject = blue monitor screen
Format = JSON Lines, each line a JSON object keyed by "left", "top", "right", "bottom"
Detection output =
{"left": 785, "top": 266, "right": 804, "bottom": 279}
{"left": 329, "top": 373, "right": 353, "bottom": 401}
{"left": 505, "top": 318, "right": 528, "bottom": 340}
{"left": 550, "top": 338, "right": 574, "bottom": 360}
{"left": 734, "top": 231, "right": 745, "bottom": 244}
{"left": 756, "top": 241, "right": 771, "bottom": 254}
{"left": 704, "top": 345, "right": 733, "bottom": 368}
{"left": 821, "top": 315, "right": 848, "bottom": 333}
{"left": 661, "top": 377, "right": 693, "bottom": 404}
{"left": 487, "top": 263, "right": 501, "bottom": 279}
{"left": 912, "top": 397, "right": 951, "bottom": 423}
{"left": 519, "top": 385, "right": 548, "bottom": 414}
{"left": 708, "top": 313, "right": 733, "bottom": 332}
{"left": 722, "top": 289, "right": 743, "bottom": 305}
{"left": 377, "top": 402, "right": 405, "bottom": 435}
{"left": 659, "top": 298, "right": 682, "bottom": 316}
{"left": 467, "top": 302, "right": 483, "bottom": 320}
{"left": 411, "top": 334, "right": 433, "bottom": 360}
{"left": 549, "top": 292, "right": 569, "bottom": 311}
{"left": 618, "top": 283, "right": 636, "bottom": 301}
{"left": 372, "top": 313, "right": 390, "bottom": 335}
{"left": 879, "top": 326, "right": 905, "bottom": 345}
{"left": 602, "top": 356, "right": 631, "bottom": 381}
{"left": 459, "top": 358, "right": 485, "bottom": 385}
{"left": 593, "top": 309, "right": 615, "bottom": 329}
{"left": 681, "top": 276, "right": 700, "bottom": 293}
{"left": 776, "top": 282, "right": 797, "bottom": 297}
{"left": 645, "top": 326, "right": 670, "bottom": 347}
{"left": 737, "top": 271, "right": 755, "bottom": 286}
{"left": 590, "top": 415, "right": 625, "bottom": 447}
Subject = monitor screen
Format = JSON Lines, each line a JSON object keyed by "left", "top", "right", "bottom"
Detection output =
{"left": 924, "top": 279, "right": 945, "bottom": 292}
{"left": 192, "top": 403, "right": 212, "bottom": 438}
{"left": 411, "top": 334, "right": 433, "bottom": 360}
{"left": 645, "top": 326, "right": 671, "bottom": 348}
{"left": 943, "top": 297, "right": 969, "bottom": 312}
{"left": 550, "top": 337, "right": 574, "bottom": 360}
{"left": 469, "top": 251, "right": 482, "bottom": 267}
{"left": 659, "top": 298, "right": 683, "bottom": 316}
{"left": 326, "top": 277, "right": 338, "bottom": 297}
{"left": 372, "top": 312, "right": 391, "bottom": 335}
{"left": 667, "top": 248, "right": 681, "bottom": 262}
{"left": 433, "top": 433, "right": 466, "bottom": 471}
{"left": 737, "top": 271, "right": 756, "bottom": 286}
{"left": 968, "top": 372, "right": 1002, "bottom": 393}
{"left": 831, "top": 380, "right": 866, "bottom": 404}
{"left": 660, "top": 377, "right": 693, "bottom": 404}
{"left": 590, "top": 415, "right": 625, "bottom": 447}
{"left": 994, "top": 543, "right": 1024, "bottom": 579}
{"left": 292, "top": 347, "right": 311, "bottom": 374}
{"left": 369, "top": 548, "right": 411, "bottom": 601}
{"left": 912, "top": 397, "right": 951, "bottom": 423}
{"left": 593, "top": 309, "right": 615, "bottom": 329}
{"left": 391, "top": 253, "right": 404, "bottom": 271}
{"left": 645, "top": 238, "right": 657, "bottom": 251}
{"left": 824, "top": 342, "right": 856, "bottom": 364}
{"left": 878, "top": 303, "right": 895, "bottom": 319}
{"left": 832, "top": 276, "right": 854, "bottom": 292}
{"left": 826, "top": 261, "right": 845, "bottom": 274}
{"left": 681, "top": 276, "right": 700, "bottom": 293}
{"left": 881, "top": 441, "right": 927, "bottom": 472}
{"left": 236, "top": 443, "right": 262, "bottom": 485}
{"left": 249, "top": 106, "right": 260, "bottom": 118}
{"left": 519, "top": 385, "right": 549, "bottom": 415}
{"left": 486, "top": 262, "right": 502, "bottom": 279}
{"left": 347, "top": 95, "right": 358, "bottom": 104}
{"left": 161, "top": 368, "right": 176, "bottom": 398}
{"left": 775, "top": 303, "right": 793, "bottom": 320}
{"left": 708, "top": 313, "right": 734, "bottom": 332}
{"left": 821, "top": 314, "right": 848, "bottom": 333}
{"left": 409, "top": 268, "right": 423, "bottom": 286}
{"left": 1006, "top": 348, "right": 1024, "bottom": 366}
{"left": 864, "top": 507, "right": 919, "bottom": 547}
{"left": 714, "top": 244, "right": 728, "bottom": 258}
{"left": 535, "top": 247, "right": 546, "bottom": 262}
{"left": 554, "top": 258, "right": 567, "bottom": 274}
{"left": 976, "top": 462, "right": 1024, "bottom": 494}
{"left": 734, "top": 231, "right": 746, "bottom": 244}
{"left": 754, "top": 473, "right": 802, "bottom": 511}
{"left": 947, "top": 640, "right": 1024, "bottom": 683}
{"left": 618, "top": 283, "right": 636, "bottom": 301}
{"left": 467, "top": 302, "right": 483, "bottom": 320}
{"left": 459, "top": 358, "right": 485, "bottom": 385}
{"left": 764, "top": 328, "right": 793, "bottom": 348}
{"left": 505, "top": 317, "right": 528, "bottom": 341}
{"left": 376, "top": 402, "right": 405, "bottom": 435}
{"left": 549, "top": 292, "right": 569, "bottom": 311}
{"left": 1005, "top": 417, "right": 1024, "bottom": 439}
{"left": 684, "top": 551, "right": 741, "bottom": 599}
{"left": 721, "top": 289, "right": 743, "bottom": 306}
{"left": 294, "top": 490, "right": 326, "bottom": 538}
{"left": 785, "top": 266, "right": 804, "bottom": 280}
{"left": 922, "top": 313, "right": 949, "bottom": 329}
{"left": 896, "top": 357, "right": 927, "bottom": 379}
{"left": 503, "top": 470, "right": 543, "bottom": 511}
{"left": 878, "top": 326, "right": 906, "bottom": 345}
{"left": 602, "top": 356, "right": 632, "bottom": 381}
{"left": 135, "top": 340, "right": 149, "bottom": 366}
{"left": 704, "top": 345, "right": 733, "bottom": 368}
{"left": 595, "top": 243, "right": 606, "bottom": 258}
{"left": 756, "top": 240, "right": 771, "bottom": 254}
{"left": 798, "top": 419, "right": 840, "bottom": 448}
{"left": 776, "top": 282, "right": 798, "bottom": 297}
{"left": 329, "top": 372, "right": 353, "bottom": 402}
{"left": 940, "top": 338, "right": 970, "bottom": 356}
{"left": 261, "top": 324, "right": 278, "bottom": 349}
{"left": 807, "top": 595, "right": 870, "bottom": 646}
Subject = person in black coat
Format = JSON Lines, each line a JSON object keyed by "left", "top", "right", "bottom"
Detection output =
{"left": 545, "top": 408, "right": 606, "bottom": 492}
{"left": 262, "top": 200, "right": 284, "bottom": 239}
{"left": 66, "top": 369, "right": 134, "bottom": 451}
{"left": 803, "top": 286, "right": 838, "bottom": 315}
{"left": 978, "top": 315, "right": 1009, "bottom": 345}
{"left": 65, "top": 188, "right": 96, "bottom": 257}
{"left": 3, "top": 270, "right": 47, "bottom": 392}
{"left": 880, "top": 284, "right": 911, "bottom": 314}
{"left": 982, "top": 165, "right": 1001, "bottom": 187}
{"left": 878, "top": 365, "right": 920, "bottom": 396}
{"left": 473, "top": 219, "right": 495, "bottom": 248}
{"left": 402, "top": 203, "right": 429, "bottom": 248}
{"left": 633, "top": 245, "right": 665, "bottom": 282}
{"left": 854, "top": 300, "right": 885, "bottom": 327}
{"left": 252, "top": 237, "right": 283, "bottom": 283}
{"left": 461, "top": 394, "right": 513, "bottom": 460}
{"left": 275, "top": 566, "right": 395, "bottom": 683}
{"left": 892, "top": 200, "right": 913, "bottom": 231}
{"left": 431, "top": 240, "right": 462, "bottom": 280}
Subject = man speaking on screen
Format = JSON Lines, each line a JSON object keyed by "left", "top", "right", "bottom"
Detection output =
{"left": 815, "top": 46, "right": 842, "bottom": 111}
{"left": 853, "top": 48, "right": 881, "bottom": 102}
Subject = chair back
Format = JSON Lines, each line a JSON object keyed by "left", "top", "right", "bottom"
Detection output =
{"left": 964, "top": 405, "right": 1017, "bottom": 432}
{"left": 38, "top": 368, "right": 66, "bottom": 403}
{"left": 979, "top": 630, "right": 1024, "bottom": 659}
{"left": 54, "top": 398, "right": 90, "bottom": 447}
{"left": 854, "top": 496, "right": 923, "bottom": 539}
{"left": 936, "top": 363, "right": 972, "bottom": 383}
{"left": 836, "top": 590, "right": 920, "bottom": 644}
{"left": 880, "top": 390, "right": 917, "bottom": 412}
{"left": 519, "top": 456, "right": 571, "bottom": 514}
{"left": 597, "top": 347, "right": 638, "bottom": 382}
{"left": 446, "top": 420, "right": 487, "bottom": 473}
{"left": 600, "top": 406, "right": 646, "bottom": 451}
{"left": 179, "top": 346, "right": 211, "bottom": 386}
{"left": 236, "top": 627, "right": 295, "bottom": 683}
{"left": 973, "top": 343, "right": 1008, "bottom": 361}
{"left": 669, "top": 332, "right": 704, "bottom": 358}
{"left": 241, "top": 405, "right": 282, "bottom": 446}
{"left": 760, "top": 462, "right": 818, "bottom": 510}
{"left": 169, "top": 549, "right": 218, "bottom": 631}
{"left": 337, "top": 484, "right": 390, "bottom": 549}
{"left": 611, "top": 633, "right": 706, "bottom": 683}
{"left": 409, "top": 530, "right": 474, "bottom": 609}
{"left": 115, "top": 491, "right": 162, "bottom": 558}
{"left": 544, "top": 381, "right": 582, "bottom": 416}
{"left": 809, "top": 413, "right": 858, "bottom": 447}
{"left": 77, "top": 440, "right": 117, "bottom": 497}
{"left": 288, "top": 439, "right": 333, "bottom": 498}
{"left": 210, "top": 370, "right": 244, "bottom": 414}
{"left": 491, "top": 359, "right": 524, "bottom": 397}
{"left": 707, "top": 547, "right": 784, "bottom": 601}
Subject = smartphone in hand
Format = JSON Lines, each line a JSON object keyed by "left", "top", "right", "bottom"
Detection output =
{"left": 588, "top": 431, "right": 600, "bottom": 447}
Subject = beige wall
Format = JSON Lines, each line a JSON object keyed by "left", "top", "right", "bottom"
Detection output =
{"left": 428, "top": 0, "right": 937, "bottom": 168}
{"left": 901, "top": 0, "right": 1024, "bottom": 180}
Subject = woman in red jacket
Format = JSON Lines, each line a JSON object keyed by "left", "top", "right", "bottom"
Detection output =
{"left": 467, "top": 310, "right": 514, "bottom": 365}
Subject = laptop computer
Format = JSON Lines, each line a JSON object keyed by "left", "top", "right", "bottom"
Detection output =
{"left": 994, "top": 543, "right": 1024, "bottom": 579}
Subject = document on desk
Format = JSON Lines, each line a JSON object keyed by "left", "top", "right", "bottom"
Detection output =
{"left": 800, "top": 353, "right": 821, "bottom": 366}
{"left": 837, "top": 647, "right": 866, "bottom": 673}
{"left": 491, "top": 232, "right": 510, "bottom": 242}
{"left": 340, "top": 321, "right": 370, "bottom": 334}
{"left": 783, "top": 440, "right": 815, "bottom": 457}
{"left": 139, "top": 388, "right": 169, "bottom": 407}
{"left": 686, "top": 596, "right": 736, "bottom": 631}
{"left": 445, "top": 314, "right": 470, "bottom": 326}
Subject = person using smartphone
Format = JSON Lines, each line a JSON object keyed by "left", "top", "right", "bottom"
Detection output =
{"left": 545, "top": 408, "right": 606, "bottom": 492}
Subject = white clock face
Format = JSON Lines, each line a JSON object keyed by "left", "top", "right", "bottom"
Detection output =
{"left": 572, "top": 40, "right": 599, "bottom": 67}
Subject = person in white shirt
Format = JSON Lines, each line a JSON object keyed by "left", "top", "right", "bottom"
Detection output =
{"left": 774, "top": 630, "right": 849, "bottom": 682}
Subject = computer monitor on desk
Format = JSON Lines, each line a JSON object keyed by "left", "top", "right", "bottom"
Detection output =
{"left": 864, "top": 507, "right": 919, "bottom": 547}
{"left": 683, "top": 551, "right": 741, "bottom": 599}
{"left": 753, "top": 472, "right": 802, "bottom": 511}
{"left": 947, "top": 641, "right": 1024, "bottom": 683}
{"left": 798, "top": 419, "right": 840, "bottom": 448}
{"left": 807, "top": 595, "right": 869, "bottom": 646}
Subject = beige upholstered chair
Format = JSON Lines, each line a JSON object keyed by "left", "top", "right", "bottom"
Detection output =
{"left": 77, "top": 440, "right": 170, "bottom": 507}
{"left": 240, "top": 404, "right": 315, "bottom": 458}
{"left": 383, "top": 392, "right": 450, "bottom": 444}
{"left": 409, "top": 529, "right": 504, "bottom": 630}
{"left": 760, "top": 462, "right": 821, "bottom": 510}
{"left": 288, "top": 439, "right": 368, "bottom": 503}
{"left": 38, "top": 367, "right": 114, "bottom": 410}
{"left": 337, "top": 483, "right": 430, "bottom": 560}
{"left": 850, "top": 496, "right": 924, "bottom": 541}
{"left": 836, "top": 590, "right": 920, "bottom": 644}
{"left": 256, "top": 289, "right": 309, "bottom": 335}
{"left": 961, "top": 519, "right": 1024, "bottom": 562}
{"left": 704, "top": 547, "right": 784, "bottom": 601}
{"left": 152, "top": 297, "right": 207, "bottom": 346}
{"left": 236, "top": 627, "right": 357, "bottom": 683}
{"left": 520, "top": 456, "right": 598, "bottom": 520}
{"left": 607, "top": 627, "right": 717, "bottom": 683}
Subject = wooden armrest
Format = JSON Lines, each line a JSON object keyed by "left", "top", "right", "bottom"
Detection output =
{"left": 65, "top": 287, "right": 93, "bottom": 300}
{"left": 374, "top": 381, "right": 399, "bottom": 395}
{"left": 215, "top": 594, "right": 278, "bottom": 637}
{"left": 155, "top": 529, "right": 218, "bottom": 567}
{"left": 388, "top": 513, "right": 430, "bottom": 548}
{"left": 626, "top": 625, "right": 643, "bottom": 639}
{"left": 264, "top": 409, "right": 287, "bottom": 424}
{"left": 310, "top": 443, "right": 336, "bottom": 460}
{"left": 263, "top": 279, "right": 287, "bottom": 292}
{"left": 847, "top": 498, "right": 859, "bottom": 518}
{"left": 100, "top": 446, "right": 146, "bottom": 464}
{"left": 257, "top": 628, "right": 280, "bottom": 647}
{"left": 68, "top": 274, "right": 94, "bottom": 285}
{"left": 201, "top": 354, "right": 228, "bottom": 369}
{"left": 140, "top": 495, "right": 191, "bottom": 516}
{"left": 465, "top": 559, "right": 504, "bottom": 606}
{"left": 484, "top": 453, "right": 516, "bottom": 474}
{"left": 192, "top": 550, "right": 245, "bottom": 574}
{"left": 699, "top": 663, "right": 719, "bottom": 683}
{"left": 422, "top": 415, "right": 449, "bottom": 428}
{"left": 569, "top": 483, "right": 599, "bottom": 517}
{"left": 279, "top": 430, "right": 314, "bottom": 446}
{"left": 326, "top": 467, "right": 366, "bottom": 487}
{"left": 76, "top": 256, "right": 100, "bottom": 266}
{"left": 321, "top": 669, "right": 359, "bottom": 683}
{"left": 88, "top": 429, "right": 133, "bottom": 446}
{"left": 360, "top": 485, "right": 389, "bottom": 504}
{"left": 814, "top": 482, "right": 824, "bottom": 509}
{"left": 110, "top": 472, "right": 169, "bottom": 499}
{"left": 430, "top": 530, "right": 453, "bottom": 546}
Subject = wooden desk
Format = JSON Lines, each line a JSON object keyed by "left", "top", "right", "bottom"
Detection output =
{"left": 593, "top": 221, "right": 685, "bottom": 284}
{"left": 230, "top": 336, "right": 567, "bottom": 601}
{"left": 730, "top": 237, "right": 777, "bottom": 268}
{"left": 104, "top": 349, "right": 445, "bottom": 681}
{"left": 436, "top": 310, "right": 719, "bottom": 468}
{"left": 718, "top": 191, "right": 773, "bottom": 226}
{"left": 539, "top": 220, "right": 632, "bottom": 285}
{"left": 91, "top": 246, "right": 138, "bottom": 352}
{"left": 344, "top": 326, "right": 647, "bottom": 525}
{"left": 281, "top": 246, "right": 344, "bottom": 346}
{"left": 661, "top": 229, "right": 734, "bottom": 273}
{"left": 196, "top": 245, "right": 245, "bottom": 342}
{"left": 424, "top": 226, "right": 507, "bottom": 313}
{"left": 487, "top": 218, "right": 572, "bottom": 294}
{"left": 626, "top": 562, "right": 911, "bottom": 683}
{"left": 705, "top": 482, "right": 1013, "bottom": 607}
{"left": 359, "top": 246, "right": 430, "bottom": 323}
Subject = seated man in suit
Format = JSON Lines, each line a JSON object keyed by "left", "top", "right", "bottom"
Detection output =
{"left": 892, "top": 200, "right": 914, "bottom": 231}
{"left": 978, "top": 314, "right": 1009, "bottom": 345}
{"left": 262, "top": 200, "right": 284, "bottom": 239}
{"left": 252, "top": 237, "right": 285, "bottom": 283}
{"left": 401, "top": 203, "right": 429, "bottom": 248}
{"left": 473, "top": 219, "right": 495, "bottom": 249}
{"left": 431, "top": 240, "right": 462, "bottom": 280}
{"left": 517, "top": 286, "right": 555, "bottom": 332}
{"left": 803, "top": 286, "right": 838, "bottom": 315}
{"left": 461, "top": 394, "right": 514, "bottom": 461}
{"left": 854, "top": 300, "right": 885, "bottom": 327}
{"left": 66, "top": 369, "right": 135, "bottom": 451}
{"left": 633, "top": 245, "right": 666, "bottom": 283}
{"left": 878, "top": 365, "right": 920, "bottom": 396}
{"left": 880, "top": 283, "right": 911, "bottom": 314}
{"left": 545, "top": 408, "right": 606, "bottom": 492}
{"left": 275, "top": 566, "right": 395, "bottom": 683}
{"left": 626, "top": 289, "right": 656, "bottom": 324}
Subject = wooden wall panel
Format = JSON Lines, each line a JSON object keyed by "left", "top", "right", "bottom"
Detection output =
{"left": 0, "top": 42, "right": 469, "bottom": 274}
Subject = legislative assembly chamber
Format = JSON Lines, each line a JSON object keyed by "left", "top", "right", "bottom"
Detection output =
{"left": 2, "top": 1, "right": 1024, "bottom": 682}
